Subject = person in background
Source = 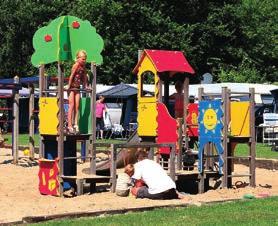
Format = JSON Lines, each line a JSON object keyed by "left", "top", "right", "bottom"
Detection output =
{"left": 67, "top": 50, "right": 88, "bottom": 134}
{"left": 96, "top": 95, "right": 107, "bottom": 139}
{"left": 170, "top": 81, "right": 184, "bottom": 118}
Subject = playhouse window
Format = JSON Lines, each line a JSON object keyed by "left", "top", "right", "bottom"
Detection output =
{"left": 140, "top": 71, "right": 155, "bottom": 97}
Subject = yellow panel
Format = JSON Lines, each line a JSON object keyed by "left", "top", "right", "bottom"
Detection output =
{"left": 138, "top": 102, "right": 158, "bottom": 136}
{"left": 136, "top": 56, "right": 159, "bottom": 137}
{"left": 230, "top": 102, "right": 250, "bottom": 137}
{"left": 137, "top": 56, "right": 158, "bottom": 103}
{"left": 39, "top": 97, "right": 59, "bottom": 135}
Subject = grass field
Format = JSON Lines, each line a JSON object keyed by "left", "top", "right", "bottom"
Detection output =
{"left": 4, "top": 134, "right": 278, "bottom": 159}
{"left": 32, "top": 197, "right": 278, "bottom": 225}
{"left": 3, "top": 134, "right": 278, "bottom": 159}
{"left": 3, "top": 133, "right": 124, "bottom": 148}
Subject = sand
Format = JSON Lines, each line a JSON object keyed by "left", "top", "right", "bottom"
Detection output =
{"left": 0, "top": 148, "right": 277, "bottom": 223}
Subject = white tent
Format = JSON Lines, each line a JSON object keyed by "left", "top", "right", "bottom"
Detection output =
{"left": 129, "top": 83, "right": 278, "bottom": 104}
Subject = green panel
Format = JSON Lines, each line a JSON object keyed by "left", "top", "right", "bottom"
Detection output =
{"left": 31, "top": 16, "right": 64, "bottom": 67}
{"left": 79, "top": 98, "right": 92, "bottom": 134}
{"left": 31, "top": 15, "right": 104, "bottom": 67}
{"left": 59, "top": 16, "right": 72, "bottom": 61}
{"left": 67, "top": 16, "right": 104, "bottom": 64}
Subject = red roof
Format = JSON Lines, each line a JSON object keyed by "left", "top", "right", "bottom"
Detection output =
{"left": 133, "top": 49, "right": 195, "bottom": 75}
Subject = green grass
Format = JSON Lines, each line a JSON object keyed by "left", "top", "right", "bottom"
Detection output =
{"left": 33, "top": 197, "right": 278, "bottom": 225}
{"left": 3, "top": 133, "right": 125, "bottom": 148}
{"left": 3, "top": 134, "right": 278, "bottom": 159}
{"left": 235, "top": 143, "right": 278, "bottom": 159}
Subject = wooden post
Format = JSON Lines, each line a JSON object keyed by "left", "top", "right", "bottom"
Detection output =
{"left": 198, "top": 173, "right": 205, "bottom": 194}
{"left": 183, "top": 77, "right": 189, "bottom": 151}
{"left": 249, "top": 88, "right": 256, "bottom": 187}
{"left": 29, "top": 84, "right": 35, "bottom": 159}
{"left": 222, "top": 87, "right": 229, "bottom": 188}
{"left": 57, "top": 62, "right": 64, "bottom": 196}
{"left": 110, "top": 144, "right": 117, "bottom": 192}
{"left": 39, "top": 65, "right": 45, "bottom": 158}
{"left": 177, "top": 118, "right": 183, "bottom": 170}
{"left": 90, "top": 63, "right": 97, "bottom": 174}
{"left": 169, "top": 144, "right": 176, "bottom": 181}
{"left": 13, "top": 76, "right": 19, "bottom": 164}
{"left": 148, "top": 147, "right": 154, "bottom": 160}
{"left": 198, "top": 87, "right": 203, "bottom": 172}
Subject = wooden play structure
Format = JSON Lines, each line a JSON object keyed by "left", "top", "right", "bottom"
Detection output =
{"left": 0, "top": 78, "right": 21, "bottom": 163}
{"left": 197, "top": 87, "right": 256, "bottom": 192}
{"left": 32, "top": 15, "right": 256, "bottom": 196}
{"left": 32, "top": 15, "right": 110, "bottom": 196}
{"left": 133, "top": 50, "right": 256, "bottom": 193}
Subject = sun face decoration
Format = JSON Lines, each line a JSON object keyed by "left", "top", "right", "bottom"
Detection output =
{"left": 199, "top": 100, "right": 223, "bottom": 137}
{"left": 198, "top": 99, "right": 224, "bottom": 174}
{"left": 203, "top": 108, "right": 217, "bottom": 131}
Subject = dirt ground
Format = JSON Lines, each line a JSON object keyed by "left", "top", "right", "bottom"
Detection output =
{"left": 0, "top": 148, "right": 277, "bottom": 224}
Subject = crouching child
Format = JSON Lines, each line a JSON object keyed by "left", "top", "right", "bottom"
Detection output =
{"left": 116, "top": 164, "right": 134, "bottom": 197}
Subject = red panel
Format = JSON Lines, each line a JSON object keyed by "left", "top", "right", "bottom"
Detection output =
{"left": 38, "top": 159, "right": 59, "bottom": 196}
{"left": 186, "top": 103, "right": 199, "bottom": 137}
{"left": 156, "top": 103, "right": 178, "bottom": 154}
{"left": 133, "top": 49, "right": 195, "bottom": 74}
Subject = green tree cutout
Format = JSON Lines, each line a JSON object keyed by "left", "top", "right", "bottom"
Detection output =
{"left": 31, "top": 15, "right": 104, "bottom": 67}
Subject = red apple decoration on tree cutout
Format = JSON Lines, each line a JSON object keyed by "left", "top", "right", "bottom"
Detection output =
{"left": 72, "top": 21, "right": 80, "bottom": 29}
{"left": 44, "top": 34, "right": 52, "bottom": 42}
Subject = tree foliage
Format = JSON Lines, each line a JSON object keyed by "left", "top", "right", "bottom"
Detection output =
{"left": 0, "top": 0, "right": 277, "bottom": 84}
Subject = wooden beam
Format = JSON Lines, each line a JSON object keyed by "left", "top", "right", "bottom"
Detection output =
{"left": 222, "top": 87, "right": 228, "bottom": 188}
{"left": 249, "top": 88, "right": 256, "bottom": 187}
{"left": 110, "top": 144, "right": 117, "bottom": 193}
{"left": 183, "top": 77, "right": 189, "bottom": 150}
{"left": 29, "top": 84, "right": 35, "bottom": 159}
{"left": 57, "top": 62, "right": 64, "bottom": 196}
{"left": 39, "top": 65, "right": 45, "bottom": 158}
{"left": 12, "top": 76, "right": 19, "bottom": 164}
{"left": 90, "top": 63, "right": 97, "bottom": 174}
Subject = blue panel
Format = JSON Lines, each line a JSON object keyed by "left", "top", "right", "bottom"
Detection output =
{"left": 198, "top": 100, "right": 224, "bottom": 174}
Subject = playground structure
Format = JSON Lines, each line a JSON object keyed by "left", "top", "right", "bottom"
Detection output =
{"left": 32, "top": 15, "right": 256, "bottom": 197}
{"left": 132, "top": 49, "right": 256, "bottom": 192}
{"left": 0, "top": 79, "right": 21, "bottom": 163}
{"left": 0, "top": 77, "right": 39, "bottom": 162}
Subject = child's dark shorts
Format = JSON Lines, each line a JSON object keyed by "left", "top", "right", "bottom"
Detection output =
{"left": 96, "top": 117, "right": 104, "bottom": 130}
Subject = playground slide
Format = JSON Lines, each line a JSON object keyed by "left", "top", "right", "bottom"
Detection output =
{"left": 83, "top": 130, "right": 140, "bottom": 176}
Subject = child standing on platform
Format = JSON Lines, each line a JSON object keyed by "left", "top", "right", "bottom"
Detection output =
{"left": 67, "top": 50, "right": 88, "bottom": 134}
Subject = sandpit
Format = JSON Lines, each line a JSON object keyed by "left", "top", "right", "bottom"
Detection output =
{"left": 0, "top": 148, "right": 277, "bottom": 223}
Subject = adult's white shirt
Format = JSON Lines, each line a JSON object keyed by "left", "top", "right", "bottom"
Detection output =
{"left": 133, "top": 159, "right": 176, "bottom": 194}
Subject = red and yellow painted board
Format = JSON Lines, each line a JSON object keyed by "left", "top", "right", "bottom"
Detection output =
{"left": 186, "top": 103, "right": 198, "bottom": 137}
{"left": 38, "top": 159, "right": 59, "bottom": 196}
{"left": 156, "top": 103, "right": 178, "bottom": 154}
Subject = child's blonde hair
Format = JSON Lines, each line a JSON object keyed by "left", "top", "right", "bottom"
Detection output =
{"left": 76, "top": 50, "right": 87, "bottom": 59}
{"left": 124, "top": 164, "right": 134, "bottom": 176}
